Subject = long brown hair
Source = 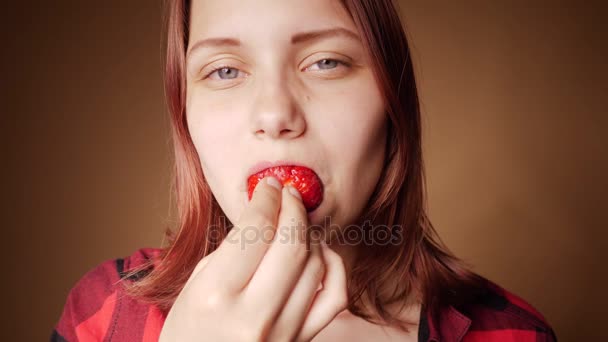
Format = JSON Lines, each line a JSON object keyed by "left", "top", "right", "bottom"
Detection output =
{"left": 123, "top": 0, "right": 484, "bottom": 332}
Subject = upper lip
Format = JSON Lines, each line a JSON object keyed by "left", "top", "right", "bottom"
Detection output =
{"left": 247, "top": 159, "right": 315, "bottom": 178}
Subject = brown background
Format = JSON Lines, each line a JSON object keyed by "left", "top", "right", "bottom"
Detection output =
{"left": 3, "top": 1, "right": 606, "bottom": 341}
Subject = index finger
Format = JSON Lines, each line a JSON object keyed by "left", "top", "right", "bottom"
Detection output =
{"left": 244, "top": 185, "right": 310, "bottom": 313}
{"left": 203, "top": 176, "right": 283, "bottom": 293}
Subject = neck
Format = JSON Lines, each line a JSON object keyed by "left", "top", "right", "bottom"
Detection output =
{"left": 323, "top": 237, "right": 422, "bottom": 326}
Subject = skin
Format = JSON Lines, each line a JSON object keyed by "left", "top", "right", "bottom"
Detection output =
{"left": 185, "top": 0, "right": 386, "bottom": 243}
{"left": 178, "top": 0, "right": 420, "bottom": 339}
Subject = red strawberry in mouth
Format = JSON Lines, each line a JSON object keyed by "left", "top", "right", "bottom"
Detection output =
{"left": 247, "top": 165, "right": 323, "bottom": 212}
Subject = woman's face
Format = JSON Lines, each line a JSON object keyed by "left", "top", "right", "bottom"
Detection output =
{"left": 185, "top": 0, "right": 387, "bottom": 230}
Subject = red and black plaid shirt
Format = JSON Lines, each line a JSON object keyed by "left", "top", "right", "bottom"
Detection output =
{"left": 52, "top": 248, "right": 557, "bottom": 341}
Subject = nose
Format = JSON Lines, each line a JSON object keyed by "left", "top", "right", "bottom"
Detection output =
{"left": 249, "top": 77, "right": 306, "bottom": 140}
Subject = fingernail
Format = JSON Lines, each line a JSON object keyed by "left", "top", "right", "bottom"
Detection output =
{"left": 288, "top": 186, "right": 302, "bottom": 200}
{"left": 266, "top": 177, "right": 282, "bottom": 190}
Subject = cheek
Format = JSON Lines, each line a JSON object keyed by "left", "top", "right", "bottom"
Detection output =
{"left": 187, "top": 93, "right": 246, "bottom": 168}
{"left": 318, "top": 82, "right": 386, "bottom": 224}
{"left": 186, "top": 96, "right": 245, "bottom": 221}
{"left": 188, "top": 102, "right": 232, "bottom": 172}
{"left": 325, "top": 78, "right": 386, "bottom": 172}
{"left": 334, "top": 113, "right": 386, "bottom": 200}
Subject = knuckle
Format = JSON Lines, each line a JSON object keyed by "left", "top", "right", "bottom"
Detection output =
{"left": 313, "top": 269, "right": 325, "bottom": 286}
{"left": 334, "top": 293, "right": 348, "bottom": 311}
{"left": 275, "top": 225, "right": 308, "bottom": 257}
{"left": 255, "top": 183, "right": 281, "bottom": 203}
{"left": 267, "top": 330, "right": 293, "bottom": 342}
{"left": 236, "top": 325, "right": 265, "bottom": 342}
{"left": 288, "top": 200, "right": 307, "bottom": 219}
{"left": 248, "top": 211, "right": 276, "bottom": 231}
{"left": 196, "top": 290, "right": 228, "bottom": 310}
{"left": 193, "top": 255, "right": 212, "bottom": 273}
{"left": 334, "top": 286, "right": 349, "bottom": 308}
{"left": 309, "top": 255, "right": 326, "bottom": 280}
{"left": 294, "top": 198, "right": 307, "bottom": 214}
{"left": 329, "top": 249, "right": 346, "bottom": 267}
{"left": 284, "top": 190, "right": 304, "bottom": 208}
{"left": 291, "top": 241, "right": 310, "bottom": 263}
{"left": 235, "top": 216, "right": 275, "bottom": 245}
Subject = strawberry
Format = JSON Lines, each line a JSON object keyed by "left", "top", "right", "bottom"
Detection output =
{"left": 247, "top": 165, "right": 323, "bottom": 212}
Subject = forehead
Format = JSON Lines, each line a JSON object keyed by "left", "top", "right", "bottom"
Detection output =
{"left": 189, "top": 0, "right": 355, "bottom": 44}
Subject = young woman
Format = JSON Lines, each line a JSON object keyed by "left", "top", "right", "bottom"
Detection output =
{"left": 53, "top": 0, "right": 557, "bottom": 341}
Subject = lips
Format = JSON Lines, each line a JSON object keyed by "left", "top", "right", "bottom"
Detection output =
{"left": 247, "top": 165, "right": 324, "bottom": 212}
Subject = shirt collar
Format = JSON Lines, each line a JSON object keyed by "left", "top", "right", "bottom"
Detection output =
{"left": 419, "top": 304, "right": 472, "bottom": 342}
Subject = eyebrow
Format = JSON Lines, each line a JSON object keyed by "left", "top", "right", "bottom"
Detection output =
{"left": 186, "top": 27, "right": 360, "bottom": 63}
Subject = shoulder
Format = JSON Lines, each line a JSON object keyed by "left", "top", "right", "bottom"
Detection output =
{"left": 52, "top": 247, "right": 163, "bottom": 342}
{"left": 457, "top": 277, "right": 557, "bottom": 341}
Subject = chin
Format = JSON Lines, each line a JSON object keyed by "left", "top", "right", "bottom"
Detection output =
{"left": 307, "top": 199, "right": 336, "bottom": 228}
{"left": 307, "top": 206, "right": 322, "bottom": 226}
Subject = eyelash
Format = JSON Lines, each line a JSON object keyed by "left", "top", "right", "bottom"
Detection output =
{"left": 203, "top": 58, "right": 350, "bottom": 80}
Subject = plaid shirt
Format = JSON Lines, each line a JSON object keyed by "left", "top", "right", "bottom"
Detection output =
{"left": 52, "top": 248, "right": 557, "bottom": 341}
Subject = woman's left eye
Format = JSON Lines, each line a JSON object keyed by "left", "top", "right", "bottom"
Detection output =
{"left": 307, "top": 59, "right": 347, "bottom": 71}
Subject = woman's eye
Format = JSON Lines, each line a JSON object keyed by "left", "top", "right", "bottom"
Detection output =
{"left": 307, "top": 59, "right": 345, "bottom": 71}
{"left": 206, "top": 67, "right": 242, "bottom": 80}
{"left": 202, "top": 58, "right": 347, "bottom": 81}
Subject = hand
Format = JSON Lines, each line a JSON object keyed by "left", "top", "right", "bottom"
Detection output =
{"left": 159, "top": 176, "right": 348, "bottom": 341}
